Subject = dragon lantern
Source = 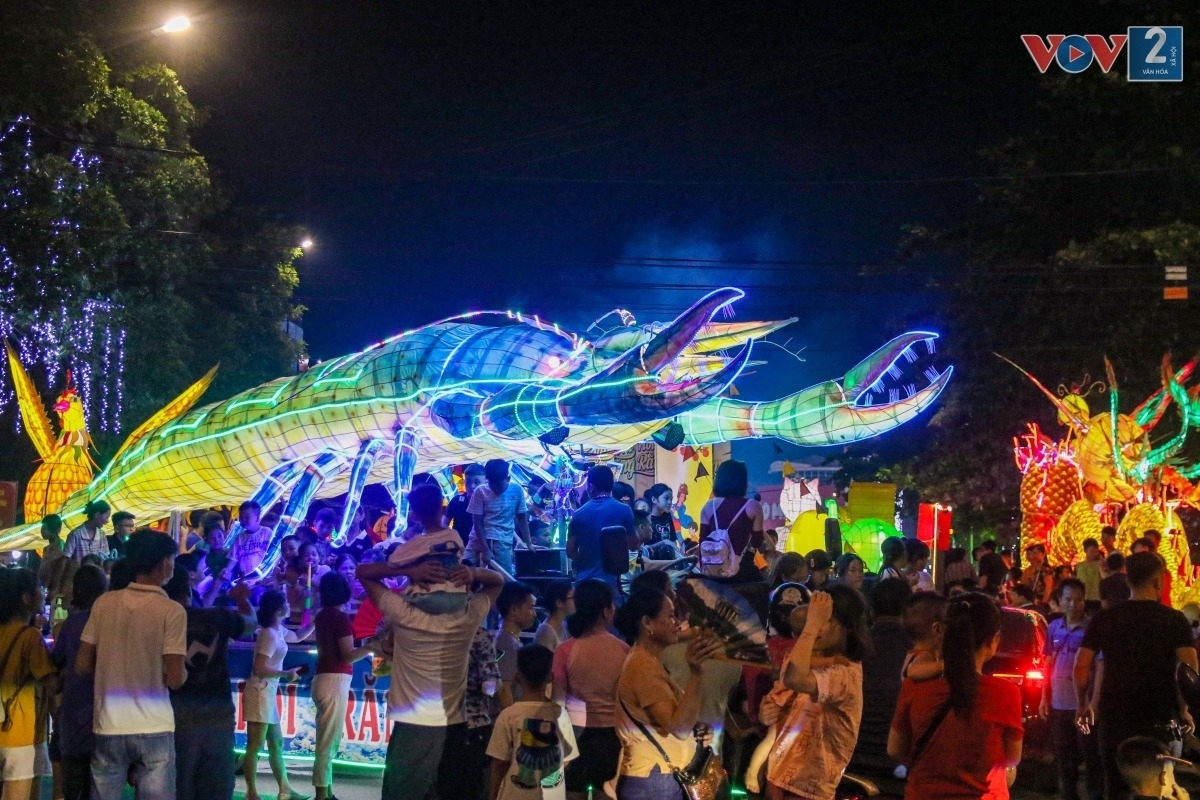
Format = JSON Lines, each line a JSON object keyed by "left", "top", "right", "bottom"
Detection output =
{"left": 1005, "top": 353, "right": 1200, "bottom": 605}
{"left": 1, "top": 289, "right": 951, "bottom": 581}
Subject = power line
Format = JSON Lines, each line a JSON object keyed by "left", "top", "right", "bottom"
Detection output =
{"left": 5, "top": 116, "right": 1186, "bottom": 188}
{"left": 463, "top": 165, "right": 1180, "bottom": 186}
{"left": 442, "top": 47, "right": 864, "bottom": 165}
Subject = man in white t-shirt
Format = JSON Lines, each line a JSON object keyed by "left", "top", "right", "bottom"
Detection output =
{"left": 76, "top": 529, "right": 187, "bottom": 800}
{"left": 467, "top": 458, "right": 533, "bottom": 576}
{"left": 358, "top": 483, "right": 505, "bottom": 800}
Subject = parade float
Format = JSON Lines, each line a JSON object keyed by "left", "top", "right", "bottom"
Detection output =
{"left": 1, "top": 288, "right": 952, "bottom": 764}
{"left": 1006, "top": 354, "right": 1200, "bottom": 606}
{"left": 2, "top": 288, "right": 951, "bottom": 575}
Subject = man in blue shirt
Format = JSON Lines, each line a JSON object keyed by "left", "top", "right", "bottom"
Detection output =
{"left": 1039, "top": 577, "right": 1101, "bottom": 800}
{"left": 566, "top": 466, "right": 634, "bottom": 593}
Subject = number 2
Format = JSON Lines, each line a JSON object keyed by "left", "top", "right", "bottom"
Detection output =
{"left": 1144, "top": 26, "right": 1168, "bottom": 64}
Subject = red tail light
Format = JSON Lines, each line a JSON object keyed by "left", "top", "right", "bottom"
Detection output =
{"left": 1025, "top": 668, "right": 1045, "bottom": 682}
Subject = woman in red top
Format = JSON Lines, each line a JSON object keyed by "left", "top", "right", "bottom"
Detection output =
{"left": 888, "top": 592, "right": 1024, "bottom": 799}
{"left": 699, "top": 460, "right": 764, "bottom": 581}
{"left": 312, "top": 571, "right": 373, "bottom": 800}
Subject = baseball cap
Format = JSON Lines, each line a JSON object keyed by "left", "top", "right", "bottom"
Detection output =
{"left": 388, "top": 529, "right": 468, "bottom": 615}
{"left": 388, "top": 528, "right": 463, "bottom": 568}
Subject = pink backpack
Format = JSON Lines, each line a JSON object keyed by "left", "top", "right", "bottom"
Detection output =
{"left": 699, "top": 499, "right": 753, "bottom": 578}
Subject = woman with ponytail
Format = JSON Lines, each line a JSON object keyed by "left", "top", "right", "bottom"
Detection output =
{"left": 551, "top": 580, "right": 628, "bottom": 800}
{"left": 888, "top": 592, "right": 1024, "bottom": 799}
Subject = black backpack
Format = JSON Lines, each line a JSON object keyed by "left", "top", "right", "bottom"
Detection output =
{"left": 600, "top": 525, "right": 631, "bottom": 575}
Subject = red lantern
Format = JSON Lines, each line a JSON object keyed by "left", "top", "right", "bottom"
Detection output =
{"left": 917, "top": 503, "right": 952, "bottom": 551}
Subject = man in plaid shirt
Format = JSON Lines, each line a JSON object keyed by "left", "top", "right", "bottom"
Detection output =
{"left": 64, "top": 499, "right": 112, "bottom": 562}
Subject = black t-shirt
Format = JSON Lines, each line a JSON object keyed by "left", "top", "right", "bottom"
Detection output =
{"left": 649, "top": 513, "right": 676, "bottom": 544}
{"left": 1100, "top": 573, "right": 1131, "bottom": 605}
{"left": 106, "top": 534, "right": 128, "bottom": 558}
{"left": 852, "top": 617, "right": 913, "bottom": 771}
{"left": 171, "top": 606, "right": 247, "bottom": 727}
{"left": 978, "top": 552, "right": 1008, "bottom": 592}
{"left": 337, "top": 531, "right": 374, "bottom": 563}
{"left": 1081, "top": 599, "right": 1195, "bottom": 725}
{"left": 446, "top": 493, "right": 473, "bottom": 545}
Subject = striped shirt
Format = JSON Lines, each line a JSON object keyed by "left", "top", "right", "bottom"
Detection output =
{"left": 64, "top": 525, "right": 110, "bottom": 562}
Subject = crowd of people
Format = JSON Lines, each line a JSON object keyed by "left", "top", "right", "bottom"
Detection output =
{"left": 0, "top": 457, "right": 1195, "bottom": 800}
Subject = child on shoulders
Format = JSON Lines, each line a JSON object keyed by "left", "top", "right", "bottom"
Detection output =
{"left": 901, "top": 592, "right": 947, "bottom": 681}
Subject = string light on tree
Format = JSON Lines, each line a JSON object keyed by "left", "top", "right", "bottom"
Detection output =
{"left": 0, "top": 118, "right": 127, "bottom": 433}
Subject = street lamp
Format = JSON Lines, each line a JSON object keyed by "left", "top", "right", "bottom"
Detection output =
{"left": 157, "top": 15, "right": 191, "bottom": 34}
{"left": 299, "top": 239, "right": 314, "bottom": 249}
{"left": 105, "top": 15, "right": 192, "bottom": 52}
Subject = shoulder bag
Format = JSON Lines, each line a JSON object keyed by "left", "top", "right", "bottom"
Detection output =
{"left": 909, "top": 699, "right": 952, "bottom": 765}
{"left": 619, "top": 697, "right": 729, "bottom": 800}
{"left": 909, "top": 696, "right": 1017, "bottom": 787}
{"left": 0, "top": 626, "right": 36, "bottom": 732}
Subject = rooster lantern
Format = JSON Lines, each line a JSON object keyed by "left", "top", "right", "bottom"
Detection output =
{"left": 6, "top": 345, "right": 98, "bottom": 521}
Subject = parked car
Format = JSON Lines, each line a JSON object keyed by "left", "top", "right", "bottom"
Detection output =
{"left": 985, "top": 606, "right": 1052, "bottom": 789}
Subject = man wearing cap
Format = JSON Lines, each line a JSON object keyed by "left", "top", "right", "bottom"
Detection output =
{"left": 357, "top": 482, "right": 505, "bottom": 800}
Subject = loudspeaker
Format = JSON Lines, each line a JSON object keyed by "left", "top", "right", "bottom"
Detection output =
{"left": 515, "top": 548, "right": 568, "bottom": 578}
{"left": 600, "top": 526, "right": 630, "bottom": 576}
{"left": 824, "top": 518, "right": 842, "bottom": 560}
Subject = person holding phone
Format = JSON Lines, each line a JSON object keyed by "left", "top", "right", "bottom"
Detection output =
{"left": 243, "top": 590, "right": 314, "bottom": 800}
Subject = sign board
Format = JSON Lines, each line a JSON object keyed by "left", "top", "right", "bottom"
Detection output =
{"left": 230, "top": 642, "right": 391, "bottom": 765}
{"left": 654, "top": 442, "right": 729, "bottom": 542}
{"left": 847, "top": 481, "right": 896, "bottom": 524}
{"left": 0, "top": 482, "right": 17, "bottom": 530}
{"left": 1165, "top": 286, "right": 1189, "bottom": 301}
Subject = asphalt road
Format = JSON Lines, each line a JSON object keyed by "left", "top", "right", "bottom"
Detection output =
{"left": 32, "top": 760, "right": 1171, "bottom": 800}
{"left": 87, "top": 767, "right": 1098, "bottom": 800}
{"left": 234, "top": 763, "right": 383, "bottom": 800}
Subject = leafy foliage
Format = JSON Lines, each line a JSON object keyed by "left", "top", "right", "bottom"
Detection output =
{"left": 0, "top": 0, "right": 304, "bottom": 492}
{"left": 844, "top": 9, "right": 1200, "bottom": 541}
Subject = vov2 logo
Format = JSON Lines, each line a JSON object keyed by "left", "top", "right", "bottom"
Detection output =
{"left": 1021, "top": 27, "right": 1183, "bottom": 82}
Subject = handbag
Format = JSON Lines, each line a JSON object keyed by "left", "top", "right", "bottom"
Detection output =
{"left": 619, "top": 698, "right": 730, "bottom": 800}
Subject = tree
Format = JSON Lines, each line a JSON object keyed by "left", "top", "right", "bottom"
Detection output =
{"left": 844, "top": 4, "right": 1200, "bottom": 539}
{"left": 0, "top": 0, "right": 303, "bottom": 497}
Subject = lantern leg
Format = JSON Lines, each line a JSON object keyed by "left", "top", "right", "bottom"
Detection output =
{"left": 246, "top": 452, "right": 344, "bottom": 582}
{"left": 390, "top": 427, "right": 422, "bottom": 533}
{"left": 225, "top": 460, "right": 306, "bottom": 550}
{"left": 332, "top": 438, "right": 387, "bottom": 548}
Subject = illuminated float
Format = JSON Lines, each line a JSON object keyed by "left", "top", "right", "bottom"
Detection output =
{"left": 1, "top": 288, "right": 951, "bottom": 582}
{"left": 1005, "top": 354, "right": 1200, "bottom": 605}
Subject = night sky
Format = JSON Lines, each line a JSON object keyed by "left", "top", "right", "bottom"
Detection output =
{"left": 153, "top": 0, "right": 1115, "bottom": 481}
